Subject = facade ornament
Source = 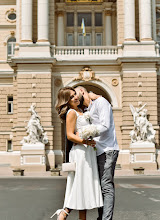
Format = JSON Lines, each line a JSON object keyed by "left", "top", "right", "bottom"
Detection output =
{"left": 112, "top": 78, "right": 119, "bottom": 86}
{"left": 129, "top": 103, "right": 156, "bottom": 143}
{"left": 54, "top": 78, "right": 62, "bottom": 87}
{"left": 74, "top": 67, "right": 100, "bottom": 82}
{"left": 10, "top": 31, "right": 15, "bottom": 36}
{"left": 21, "top": 104, "right": 48, "bottom": 145}
{"left": 5, "top": 8, "right": 16, "bottom": 23}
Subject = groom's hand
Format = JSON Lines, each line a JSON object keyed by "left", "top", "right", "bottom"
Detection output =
{"left": 85, "top": 139, "right": 96, "bottom": 147}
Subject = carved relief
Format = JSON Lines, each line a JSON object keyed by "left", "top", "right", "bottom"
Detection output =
{"left": 54, "top": 78, "right": 62, "bottom": 87}
{"left": 112, "top": 79, "right": 119, "bottom": 86}
{"left": 74, "top": 67, "right": 99, "bottom": 82}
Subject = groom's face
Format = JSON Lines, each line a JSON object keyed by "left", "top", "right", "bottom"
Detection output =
{"left": 75, "top": 88, "right": 84, "bottom": 106}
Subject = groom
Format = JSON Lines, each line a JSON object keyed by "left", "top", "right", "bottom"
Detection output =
{"left": 75, "top": 86, "right": 119, "bottom": 220}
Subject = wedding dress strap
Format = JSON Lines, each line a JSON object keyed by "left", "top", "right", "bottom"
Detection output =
{"left": 67, "top": 109, "right": 79, "bottom": 117}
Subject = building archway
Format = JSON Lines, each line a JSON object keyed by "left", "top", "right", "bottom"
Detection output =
{"left": 62, "top": 80, "right": 119, "bottom": 162}
{"left": 67, "top": 80, "right": 118, "bottom": 108}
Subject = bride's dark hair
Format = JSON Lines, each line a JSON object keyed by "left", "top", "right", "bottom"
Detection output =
{"left": 55, "top": 86, "right": 75, "bottom": 121}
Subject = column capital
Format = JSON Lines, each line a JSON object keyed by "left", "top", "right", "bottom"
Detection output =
{"left": 56, "top": 11, "right": 64, "bottom": 16}
{"left": 105, "top": 10, "right": 112, "bottom": 16}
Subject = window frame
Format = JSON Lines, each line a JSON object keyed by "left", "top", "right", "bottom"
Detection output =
{"left": 95, "top": 12, "right": 103, "bottom": 27}
{"left": 7, "top": 96, "right": 13, "bottom": 114}
{"left": 77, "top": 12, "right": 92, "bottom": 27}
{"left": 7, "top": 140, "right": 13, "bottom": 152}
{"left": 7, "top": 37, "right": 16, "bottom": 60}
{"left": 95, "top": 33, "right": 103, "bottom": 46}
{"left": 66, "top": 33, "right": 74, "bottom": 46}
{"left": 78, "top": 33, "right": 91, "bottom": 46}
{"left": 66, "top": 12, "right": 74, "bottom": 27}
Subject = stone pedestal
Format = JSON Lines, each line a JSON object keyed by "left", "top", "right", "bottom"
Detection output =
{"left": 130, "top": 142, "right": 157, "bottom": 170}
{"left": 21, "top": 143, "right": 46, "bottom": 172}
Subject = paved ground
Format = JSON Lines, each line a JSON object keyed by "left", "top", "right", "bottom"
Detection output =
{"left": 0, "top": 176, "right": 160, "bottom": 220}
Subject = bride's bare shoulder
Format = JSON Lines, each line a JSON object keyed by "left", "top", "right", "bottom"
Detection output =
{"left": 67, "top": 109, "right": 77, "bottom": 119}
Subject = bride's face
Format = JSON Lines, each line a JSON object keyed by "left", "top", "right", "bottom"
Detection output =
{"left": 68, "top": 90, "right": 80, "bottom": 108}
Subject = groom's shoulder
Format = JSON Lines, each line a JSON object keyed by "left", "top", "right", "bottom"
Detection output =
{"left": 95, "top": 96, "right": 110, "bottom": 105}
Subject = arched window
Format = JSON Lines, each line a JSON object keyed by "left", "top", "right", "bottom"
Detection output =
{"left": 7, "top": 37, "right": 16, "bottom": 59}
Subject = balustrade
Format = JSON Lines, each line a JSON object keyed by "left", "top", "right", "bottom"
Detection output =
{"left": 51, "top": 46, "right": 119, "bottom": 60}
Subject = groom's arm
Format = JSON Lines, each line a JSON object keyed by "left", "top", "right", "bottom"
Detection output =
{"left": 94, "top": 97, "right": 111, "bottom": 135}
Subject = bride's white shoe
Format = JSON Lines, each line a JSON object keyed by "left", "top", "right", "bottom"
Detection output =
{"left": 50, "top": 209, "right": 69, "bottom": 219}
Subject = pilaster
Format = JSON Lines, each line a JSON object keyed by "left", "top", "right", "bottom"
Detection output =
{"left": 124, "top": 0, "right": 136, "bottom": 41}
{"left": 21, "top": 0, "right": 33, "bottom": 42}
{"left": 105, "top": 10, "right": 112, "bottom": 46}
{"left": 139, "top": 0, "right": 152, "bottom": 41}
{"left": 57, "top": 11, "right": 64, "bottom": 46}
{"left": 37, "top": 0, "right": 49, "bottom": 43}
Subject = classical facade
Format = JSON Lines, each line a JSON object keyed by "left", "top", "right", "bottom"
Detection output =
{"left": 0, "top": 0, "right": 160, "bottom": 172}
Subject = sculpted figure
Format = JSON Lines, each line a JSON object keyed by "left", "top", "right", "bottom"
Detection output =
{"left": 129, "top": 104, "right": 156, "bottom": 143}
{"left": 21, "top": 104, "right": 48, "bottom": 145}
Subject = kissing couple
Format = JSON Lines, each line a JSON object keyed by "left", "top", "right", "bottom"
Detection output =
{"left": 51, "top": 86, "right": 119, "bottom": 220}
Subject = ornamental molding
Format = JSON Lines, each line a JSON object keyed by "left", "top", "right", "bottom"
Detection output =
{"left": 74, "top": 67, "right": 100, "bottom": 82}
{"left": 3, "top": 32, "right": 15, "bottom": 46}
{"left": 112, "top": 78, "right": 119, "bottom": 86}
{"left": 5, "top": 8, "right": 16, "bottom": 23}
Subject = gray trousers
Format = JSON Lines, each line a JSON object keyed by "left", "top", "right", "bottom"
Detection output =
{"left": 97, "top": 150, "right": 119, "bottom": 220}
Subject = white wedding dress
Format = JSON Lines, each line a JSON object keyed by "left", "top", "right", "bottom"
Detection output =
{"left": 63, "top": 109, "right": 103, "bottom": 210}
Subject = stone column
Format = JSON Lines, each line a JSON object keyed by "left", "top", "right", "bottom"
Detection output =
{"left": 92, "top": 10, "right": 95, "bottom": 46}
{"left": 21, "top": 0, "right": 32, "bottom": 42}
{"left": 16, "top": 0, "right": 20, "bottom": 44}
{"left": 139, "top": 0, "right": 152, "bottom": 41}
{"left": 105, "top": 10, "right": 112, "bottom": 45}
{"left": 74, "top": 11, "right": 78, "bottom": 46}
{"left": 37, "top": 0, "right": 49, "bottom": 42}
{"left": 152, "top": 0, "right": 156, "bottom": 41}
{"left": 57, "top": 12, "right": 64, "bottom": 46}
{"left": 124, "top": 0, "right": 136, "bottom": 41}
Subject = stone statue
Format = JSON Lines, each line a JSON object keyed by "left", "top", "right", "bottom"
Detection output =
{"left": 129, "top": 104, "right": 156, "bottom": 143}
{"left": 21, "top": 104, "right": 48, "bottom": 145}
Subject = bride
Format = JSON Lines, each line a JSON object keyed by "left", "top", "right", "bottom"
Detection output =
{"left": 51, "top": 86, "right": 103, "bottom": 220}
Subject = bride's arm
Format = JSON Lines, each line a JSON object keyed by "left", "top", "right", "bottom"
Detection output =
{"left": 66, "top": 110, "right": 95, "bottom": 146}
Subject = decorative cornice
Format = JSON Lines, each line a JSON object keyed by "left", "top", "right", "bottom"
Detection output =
{"left": 11, "top": 57, "right": 56, "bottom": 64}
{"left": 117, "top": 57, "right": 160, "bottom": 64}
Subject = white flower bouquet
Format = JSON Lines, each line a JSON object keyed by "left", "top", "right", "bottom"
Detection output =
{"left": 79, "top": 124, "right": 99, "bottom": 150}
{"left": 83, "top": 112, "right": 91, "bottom": 122}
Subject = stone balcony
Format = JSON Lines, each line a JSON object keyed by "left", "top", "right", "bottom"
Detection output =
{"left": 50, "top": 46, "right": 121, "bottom": 61}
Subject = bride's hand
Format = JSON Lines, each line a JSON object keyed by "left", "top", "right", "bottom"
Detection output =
{"left": 75, "top": 131, "right": 79, "bottom": 137}
{"left": 83, "top": 139, "right": 96, "bottom": 147}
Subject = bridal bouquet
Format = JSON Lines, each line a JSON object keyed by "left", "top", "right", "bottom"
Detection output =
{"left": 79, "top": 124, "right": 99, "bottom": 150}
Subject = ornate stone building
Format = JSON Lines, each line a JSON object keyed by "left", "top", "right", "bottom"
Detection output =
{"left": 0, "top": 0, "right": 160, "bottom": 172}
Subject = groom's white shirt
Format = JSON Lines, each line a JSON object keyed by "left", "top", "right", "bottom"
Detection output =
{"left": 87, "top": 97, "right": 119, "bottom": 156}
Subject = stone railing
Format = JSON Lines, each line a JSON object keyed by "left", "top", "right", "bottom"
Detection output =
{"left": 51, "top": 46, "right": 120, "bottom": 61}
